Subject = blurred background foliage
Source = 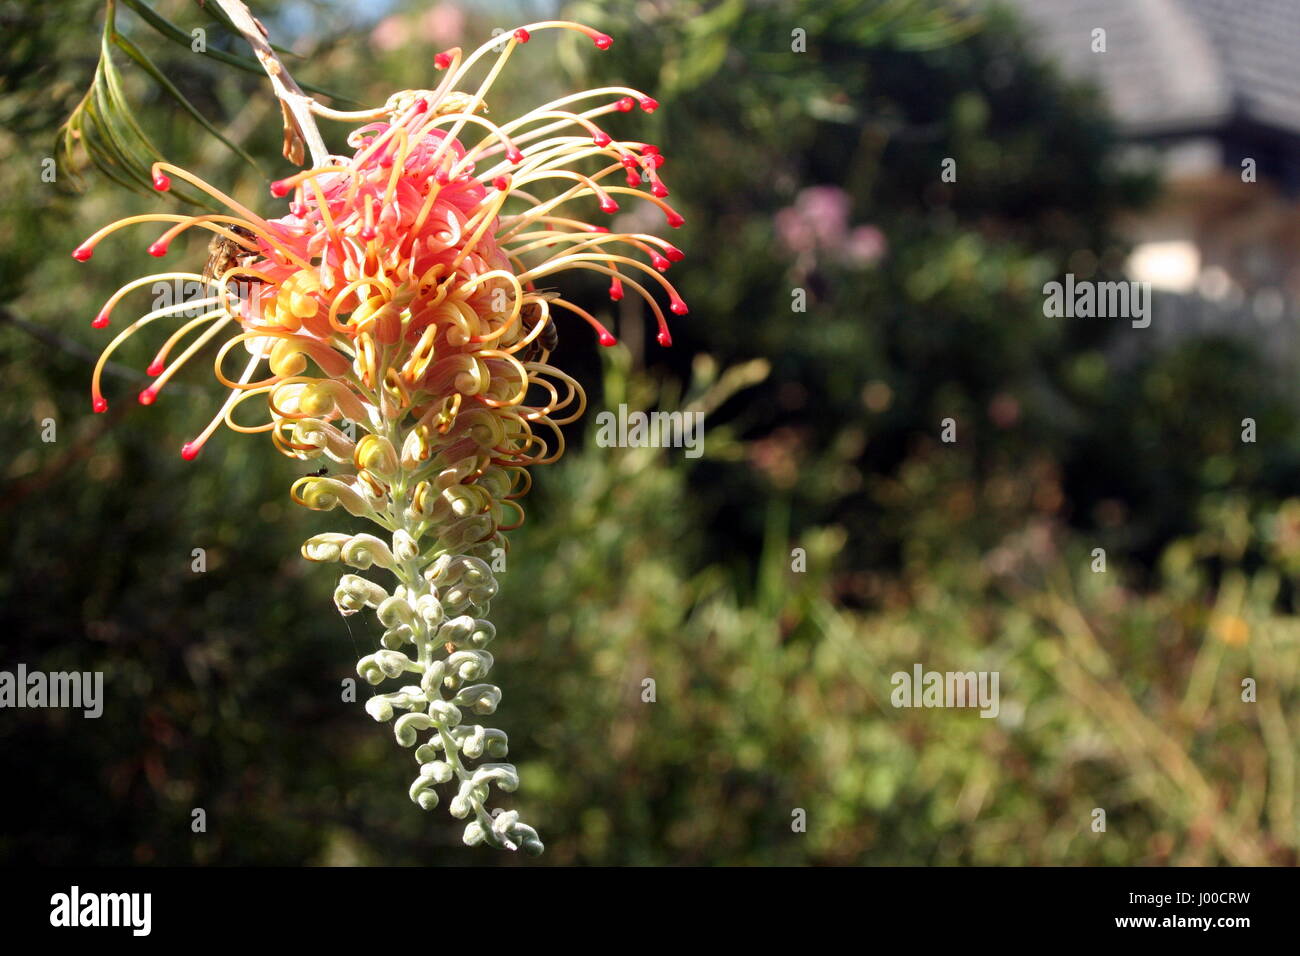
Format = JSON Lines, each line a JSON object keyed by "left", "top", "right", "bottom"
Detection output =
{"left": 1, "top": 0, "right": 1298, "bottom": 865}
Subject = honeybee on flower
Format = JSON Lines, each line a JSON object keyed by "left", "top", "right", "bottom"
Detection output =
{"left": 71, "top": 19, "right": 687, "bottom": 854}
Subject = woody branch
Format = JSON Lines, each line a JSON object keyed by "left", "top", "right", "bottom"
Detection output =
{"left": 213, "top": 0, "right": 331, "bottom": 167}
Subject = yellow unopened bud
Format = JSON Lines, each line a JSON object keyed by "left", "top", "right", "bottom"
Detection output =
{"left": 356, "top": 434, "right": 399, "bottom": 478}
{"left": 299, "top": 382, "right": 336, "bottom": 417}
{"left": 402, "top": 424, "right": 433, "bottom": 468}
{"left": 411, "top": 480, "right": 432, "bottom": 516}
{"left": 357, "top": 469, "right": 387, "bottom": 497}
{"left": 269, "top": 338, "right": 308, "bottom": 376}
{"left": 351, "top": 295, "right": 385, "bottom": 327}
{"left": 458, "top": 408, "right": 505, "bottom": 449}
{"left": 290, "top": 289, "right": 319, "bottom": 319}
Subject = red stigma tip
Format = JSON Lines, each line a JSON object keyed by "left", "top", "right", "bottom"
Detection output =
{"left": 138, "top": 388, "right": 157, "bottom": 406}
{"left": 435, "top": 52, "right": 451, "bottom": 69}
{"left": 617, "top": 97, "right": 634, "bottom": 112}
{"left": 599, "top": 197, "right": 619, "bottom": 214}
{"left": 626, "top": 171, "right": 641, "bottom": 187}
{"left": 593, "top": 33, "right": 613, "bottom": 50}
{"left": 290, "top": 202, "right": 308, "bottom": 217}
{"left": 592, "top": 130, "right": 612, "bottom": 147}
{"left": 514, "top": 28, "right": 530, "bottom": 43}
{"left": 152, "top": 173, "right": 170, "bottom": 191}
{"left": 360, "top": 226, "right": 377, "bottom": 241}
{"left": 657, "top": 330, "right": 673, "bottom": 347}
{"left": 665, "top": 244, "right": 685, "bottom": 262}
{"left": 493, "top": 176, "right": 509, "bottom": 191}
{"left": 642, "top": 145, "right": 659, "bottom": 155}
{"left": 621, "top": 155, "right": 639, "bottom": 168}
{"left": 147, "top": 241, "right": 168, "bottom": 258}
{"left": 413, "top": 98, "right": 429, "bottom": 113}
{"left": 72, "top": 245, "right": 93, "bottom": 262}
{"left": 639, "top": 97, "right": 659, "bottom": 113}
{"left": 269, "top": 179, "right": 290, "bottom": 197}
{"left": 651, "top": 253, "right": 670, "bottom": 271}
{"left": 666, "top": 211, "right": 685, "bottom": 228}
{"left": 609, "top": 282, "right": 624, "bottom": 301}
{"left": 670, "top": 299, "right": 689, "bottom": 315}
{"left": 598, "top": 331, "right": 617, "bottom": 346}
{"left": 590, "top": 225, "right": 610, "bottom": 233}
{"left": 180, "top": 442, "right": 200, "bottom": 461}
{"left": 146, "top": 361, "right": 164, "bottom": 376}
{"left": 91, "top": 310, "right": 110, "bottom": 329}
{"left": 651, "top": 182, "right": 669, "bottom": 198}
{"left": 92, "top": 397, "right": 108, "bottom": 414}
{"left": 506, "top": 147, "right": 524, "bottom": 164}
{"left": 648, "top": 154, "right": 665, "bottom": 168}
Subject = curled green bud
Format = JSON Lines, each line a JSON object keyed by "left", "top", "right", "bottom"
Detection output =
{"left": 420, "top": 760, "right": 455, "bottom": 785}
{"left": 457, "top": 723, "right": 508, "bottom": 758}
{"left": 302, "top": 532, "right": 351, "bottom": 562}
{"left": 470, "top": 763, "right": 519, "bottom": 794}
{"left": 419, "top": 660, "right": 447, "bottom": 697}
{"left": 427, "top": 699, "right": 462, "bottom": 727}
{"left": 392, "top": 529, "right": 419, "bottom": 563}
{"left": 333, "top": 573, "right": 389, "bottom": 615}
{"left": 446, "top": 649, "right": 493, "bottom": 682}
{"left": 357, "top": 649, "right": 419, "bottom": 684}
{"left": 341, "top": 533, "right": 397, "bottom": 570}
{"left": 454, "top": 685, "right": 502, "bottom": 717}
{"left": 409, "top": 771, "right": 440, "bottom": 811}
{"left": 394, "top": 712, "right": 435, "bottom": 747}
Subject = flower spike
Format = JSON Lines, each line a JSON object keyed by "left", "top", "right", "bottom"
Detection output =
{"left": 74, "top": 21, "right": 686, "bottom": 855}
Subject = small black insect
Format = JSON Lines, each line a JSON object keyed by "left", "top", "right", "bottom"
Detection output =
{"left": 517, "top": 292, "right": 560, "bottom": 364}
{"left": 308, "top": 466, "right": 330, "bottom": 477}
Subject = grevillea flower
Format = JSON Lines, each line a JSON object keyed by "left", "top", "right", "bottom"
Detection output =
{"left": 73, "top": 21, "right": 687, "bottom": 854}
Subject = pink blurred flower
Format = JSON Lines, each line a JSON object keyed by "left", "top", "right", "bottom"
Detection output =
{"left": 796, "top": 185, "right": 850, "bottom": 248}
{"left": 370, "top": 15, "right": 410, "bottom": 53}
{"left": 776, "top": 186, "right": 885, "bottom": 269}
{"left": 845, "top": 225, "right": 886, "bottom": 266}
{"left": 421, "top": 3, "right": 465, "bottom": 47}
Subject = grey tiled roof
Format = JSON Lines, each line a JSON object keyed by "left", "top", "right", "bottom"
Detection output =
{"left": 1004, "top": 0, "right": 1300, "bottom": 136}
